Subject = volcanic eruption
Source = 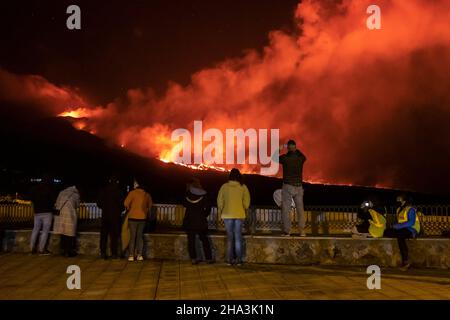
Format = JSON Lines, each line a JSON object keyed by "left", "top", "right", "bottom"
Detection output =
{"left": 2, "top": 0, "right": 450, "bottom": 194}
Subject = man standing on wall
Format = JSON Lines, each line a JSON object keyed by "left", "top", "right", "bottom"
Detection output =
{"left": 277, "top": 140, "right": 307, "bottom": 237}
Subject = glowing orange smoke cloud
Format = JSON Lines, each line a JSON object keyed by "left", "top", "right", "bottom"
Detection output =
{"left": 0, "top": 68, "right": 87, "bottom": 117}
{"left": 54, "top": 0, "right": 450, "bottom": 192}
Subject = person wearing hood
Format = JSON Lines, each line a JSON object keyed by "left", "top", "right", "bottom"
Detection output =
{"left": 53, "top": 183, "right": 80, "bottom": 257}
{"left": 182, "top": 178, "right": 213, "bottom": 264}
{"left": 217, "top": 168, "right": 251, "bottom": 266}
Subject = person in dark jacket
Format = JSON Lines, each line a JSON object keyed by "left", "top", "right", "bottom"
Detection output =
{"left": 384, "top": 194, "right": 421, "bottom": 271}
{"left": 182, "top": 178, "right": 213, "bottom": 264}
{"left": 29, "top": 174, "right": 57, "bottom": 255}
{"left": 97, "top": 175, "right": 124, "bottom": 259}
{"left": 275, "top": 140, "right": 307, "bottom": 237}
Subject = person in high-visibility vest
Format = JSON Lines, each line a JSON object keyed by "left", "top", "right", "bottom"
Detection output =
{"left": 384, "top": 194, "right": 421, "bottom": 270}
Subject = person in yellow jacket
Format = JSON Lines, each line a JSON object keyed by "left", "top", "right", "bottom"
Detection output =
{"left": 217, "top": 168, "right": 250, "bottom": 266}
{"left": 352, "top": 200, "right": 386, "bottom": 238}
{"left": 368, "top": 208, "right": 386, "bottom": 238}
{"left": 123, "top": 179, "right": 152, "bottom": 262}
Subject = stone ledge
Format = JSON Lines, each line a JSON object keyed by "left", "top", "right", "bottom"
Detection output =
{"left": 2, "top": 230, "right": 449, "bottom": 269}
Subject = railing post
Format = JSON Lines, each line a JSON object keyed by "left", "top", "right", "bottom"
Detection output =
{"left": 310, "top": 210, "right": 319, "bottom": 236}
{"left": 248, "top": 206, "right": 256, "bottom": 235}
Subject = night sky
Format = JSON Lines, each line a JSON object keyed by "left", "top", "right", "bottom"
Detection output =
{"left": 0, "top": 0, "right": 299, "bottom": 104}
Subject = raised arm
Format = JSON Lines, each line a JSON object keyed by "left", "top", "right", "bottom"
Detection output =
{"left": 271, "top": 145, "right": 284, "bottom": 164}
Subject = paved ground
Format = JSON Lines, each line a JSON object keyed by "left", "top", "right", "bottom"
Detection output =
{"left": 0, "top": 253, "right": 449, "bottom": 300}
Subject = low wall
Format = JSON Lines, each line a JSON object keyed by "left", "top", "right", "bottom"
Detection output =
{"left": 2, "top": 230, "right": 449, "bottom": 269}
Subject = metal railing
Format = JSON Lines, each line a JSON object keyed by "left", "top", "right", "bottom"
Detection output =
{"left": 0, "top": 203, "right": 449, "bottom": 236}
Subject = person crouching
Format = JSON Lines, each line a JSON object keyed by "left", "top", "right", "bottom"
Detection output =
{"left": 352, "top": 200, "right": 386, "bottom": 239}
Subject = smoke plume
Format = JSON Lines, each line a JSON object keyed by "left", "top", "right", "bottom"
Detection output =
{"left": 2, "top": 0, "right": 450, "bottom": 193}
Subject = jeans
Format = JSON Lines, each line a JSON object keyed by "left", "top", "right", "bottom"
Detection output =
{"left": 224, "top": 219, "right": 243, "bottom": 263}
{"left": 187, "top": 231, "right": 212, "bottom": 261}
{"left": 281, "top": 183, "right": 305, "bottom": 234}
{"left": 30, "top": 212, "right": 53, "bottom": 252}
{"left": 128, "top": 220, "right": 146, "bottom": 256}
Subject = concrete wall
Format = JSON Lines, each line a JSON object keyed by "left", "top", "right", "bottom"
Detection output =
{"left": 2, "top": 230, "right": 449, "bottom": 269}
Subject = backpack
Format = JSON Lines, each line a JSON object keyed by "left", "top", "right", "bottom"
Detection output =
{"left": 416, "top": 209, "right": 425, "bottom": 236}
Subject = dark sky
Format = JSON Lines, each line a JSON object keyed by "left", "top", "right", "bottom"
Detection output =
{"left": 0, "top": 0, "right": 299, "bottom": 104}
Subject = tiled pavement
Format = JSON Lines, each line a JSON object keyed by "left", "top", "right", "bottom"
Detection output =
{"left": 0, "top": 253, "right": 449, "bottom": 300}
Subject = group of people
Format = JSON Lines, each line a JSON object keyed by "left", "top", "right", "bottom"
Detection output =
{"left": 28, "top": 175, "right": 154, "bottom": 261}
{"left": 26, "top": 169, "right": 251, "bottom": 266}
{"left": 182, "top": 168, "right": 251, "bottom": 265}
{"left": 26, "top": 139, "right": 421, "bottom": 270}
{"left": 28, "top": 175, "right": 80, "bottom": 257}
{"left": 352, "top": 194, "right": 422, "bottom": 270}
{"left": 96, "top": 176, "right": 154, "bottom": 262}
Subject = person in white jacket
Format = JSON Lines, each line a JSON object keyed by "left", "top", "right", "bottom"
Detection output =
{"left": 53, "top": 185, "right": 80, "bottom": 257}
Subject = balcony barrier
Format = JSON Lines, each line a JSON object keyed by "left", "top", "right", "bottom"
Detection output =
{"left": 0, "top": 203, "right": 449, "bottom": 236}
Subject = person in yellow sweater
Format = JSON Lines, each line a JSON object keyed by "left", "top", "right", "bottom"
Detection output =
{"left": 217, "top": 168, "right": 251, "bottom": 266}
{"left": 124, "top": 179, "right": 152, "bottom": 262}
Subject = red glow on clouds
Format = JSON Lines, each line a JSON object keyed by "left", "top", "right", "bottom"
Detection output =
{"left": 3, "top": 0, "right": 450, "bottom": 193}
{"left": 0, "top": 69, "right": 86, "bottom": 116}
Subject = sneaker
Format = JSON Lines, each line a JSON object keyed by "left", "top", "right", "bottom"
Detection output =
{"left": 236, "top": 261, "right": 243, "bottom": 266}
{"left": 128, "top": 256, "right": 135, "bottom": 262}
{"left": 299, "top": 231, "right": 307, "bottom": 237}
{"left": 281, "top": 233, "right": 291, "bottom": 237}
{"left": 38, "top": 250, "right": 52, "bottom": 256}
{"left": 136, "top": 255, "right": 144, "bottom": 261}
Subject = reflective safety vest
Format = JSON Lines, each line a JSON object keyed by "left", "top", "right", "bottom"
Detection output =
{"left": 368, "top": 209, "right": 386, "bottom": 238}
{"left": 397, "top": 206, "right": 421, "bottom": 234}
